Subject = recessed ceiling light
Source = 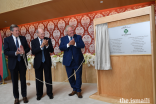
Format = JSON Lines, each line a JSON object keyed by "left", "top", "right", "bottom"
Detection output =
{"left": 100, "top": 1, "right": 103, "bottom": 3}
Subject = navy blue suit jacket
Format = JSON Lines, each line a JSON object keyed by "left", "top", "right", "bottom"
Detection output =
{"left": 4, "top": 35, "right": 30, "bottom": 70}
{"left": 59, "top": 34, "right": 85, "bottom": 66}
{"left": 31, "top": 37, "right": 54, "bottom": 69}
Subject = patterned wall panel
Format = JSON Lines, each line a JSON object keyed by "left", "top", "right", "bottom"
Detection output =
{"left": 0, "top": 2, "right": 155, "bottom": 55}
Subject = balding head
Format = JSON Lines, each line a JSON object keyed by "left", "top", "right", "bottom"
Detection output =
{"left": 65, "top": 25, "right": 74, "bottom": 37}
{"left": 36, "top": 28, "right": 45, "bottom": 39}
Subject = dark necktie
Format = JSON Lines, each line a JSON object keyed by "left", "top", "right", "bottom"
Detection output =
{"left": 70, "top": 37, "right": 72, "bottom": 41}
{"left": 41, "top": 39, "right": 45, "bottom": 62}
{"left": 16, "top": 37, "right": 21, "bottom": 61}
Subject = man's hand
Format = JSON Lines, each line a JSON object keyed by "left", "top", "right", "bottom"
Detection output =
{"left": 40, "top": 42, "right": 44, "bottom": 48}
{"left": 16, "top": 48, "right": 21, "bottom": 55}
{"left": 68, "top": 39, "right": 75, "bottom": 46}
{"left": 43, "top": 39, "right": 49, "bottom": 47}
{"left": 41, "top": 39, "right": 49, "bottom": 48}
{"left": 19, "top": 45, "right": 25, "bottom": 54}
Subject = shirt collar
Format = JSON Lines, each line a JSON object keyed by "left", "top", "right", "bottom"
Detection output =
{"left": 67, "top": 34, "right": 75, "bottom": 38}
{"left": 68, "top": 35, "right": 73, "bottom": 38}
{"left": 12, "top": 34, "right": 19, "bottom": 39}
{"left": 38, "top": 37, "right": 42, "bottom": 41}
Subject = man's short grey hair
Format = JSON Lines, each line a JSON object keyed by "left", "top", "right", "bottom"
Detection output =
{"left": 65, "top": 25, "right": 73, "bottom": 32}
{"left": 10, "top": 24, "right": 18, "bottom": 31}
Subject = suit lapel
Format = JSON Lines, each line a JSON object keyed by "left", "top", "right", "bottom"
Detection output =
{"left": 10, "top": 36, "right": 17, "bottom": 50}
{"left": 65, "top": 35, "right": 69, "bottom": 43}
{"left": 43, "top": 37, "right": 47, "bottom": 56}
{"left": 73, "top": 34, "right": 76, "bottom": 41}
{"left": 36, "top": 37, "right": 41, "bottom": 48}
{"left": 19, "top": 36, "right": 23, "bottom": 46}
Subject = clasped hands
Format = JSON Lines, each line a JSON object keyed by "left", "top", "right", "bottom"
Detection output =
{"left": 68, "top": 39, "right": 75, "bottom": 46}
{"left": 16, "top": 45, "right": 25, "bottom": 55}
{"left": 41, "top": 39, "right": 49, "bottom": 48}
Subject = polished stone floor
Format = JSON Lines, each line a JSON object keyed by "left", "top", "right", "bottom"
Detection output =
{"left": 0, "top": 80, "right": 111, "bottom": 104}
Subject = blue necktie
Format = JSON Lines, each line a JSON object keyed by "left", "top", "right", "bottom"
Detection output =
{"left": 16, "top": 37, "right": 21, "bottom": 61}
{"left": 70, "top": 37, "right": 72, "bottom": 41}
{"left": 41, "top": 39, "right": 45, "bottom": 63}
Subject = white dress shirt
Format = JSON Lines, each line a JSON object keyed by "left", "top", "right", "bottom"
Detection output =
{"left": 12, "top": 35, "right": 22, "bottom": 56}
{"left": 67, "top": 36, "right": 76, "bottom": 48}
{"left": 38, "top": 37, "right": 49, "bottom": 50}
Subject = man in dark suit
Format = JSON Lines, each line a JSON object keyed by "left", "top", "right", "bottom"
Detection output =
{"left": 59, "top": 25, "right": 85, "bottom": 98}
{"left": 31, "top": 28, "right": 54, "bottom": 100}
{"left": 4, "top": 24, "right": 30, "bottom": 104}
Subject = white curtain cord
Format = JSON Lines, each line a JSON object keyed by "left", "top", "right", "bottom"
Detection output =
{"left": 23, "top": 54, "right": 84, "bottom": 86}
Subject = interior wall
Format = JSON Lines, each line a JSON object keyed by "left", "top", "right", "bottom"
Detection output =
{"left": 0, "top": 0, "right": 51, "bottom": 14}
{"left": 0, "top": 2, "right": 155, "bottom": 56}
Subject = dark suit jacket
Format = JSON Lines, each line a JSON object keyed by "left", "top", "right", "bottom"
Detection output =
{"left": 31, "top": 37, "right": 54, "bottom": 69}
{"left": 4, "top": 35, "right": 30, "bottom": 70}
{"left": 59, "top": 34, "right": 85, "bottom": 66}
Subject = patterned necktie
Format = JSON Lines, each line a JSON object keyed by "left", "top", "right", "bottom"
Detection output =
{"left": 16, "top": 37, "right": 21, "bottom": 61}
{"left": 41, "top": 39, "right": 45, "bottom": 63}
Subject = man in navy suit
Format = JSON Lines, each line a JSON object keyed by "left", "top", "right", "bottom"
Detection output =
{"left": 59, "top": 25, "right": 85, "bottom": 98}
{"left": 31, "top": 28, "right": 54, "bottom": 100}
{"left": 4, "top": 24, "right": 30, "bottom": 104}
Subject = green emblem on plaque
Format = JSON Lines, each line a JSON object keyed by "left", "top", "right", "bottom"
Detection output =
{"left": 124, "top": 29, "right": 128, "bottom": 34}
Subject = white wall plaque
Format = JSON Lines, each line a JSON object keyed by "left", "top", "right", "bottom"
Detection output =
{"left": 108, "top": 21, "right": 151, "bottom": 55}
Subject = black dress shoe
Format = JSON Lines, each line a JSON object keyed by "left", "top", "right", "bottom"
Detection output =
{"left": 37, "top": 97, "right": 41, "bottom": 100}
{"left": 14, "top": 99, "right": 19, "bottom": 104}
{"left": 23, "top": 97, "right": 28, "bottom": 103}
{"left": 48, "top": 95, "right": 53, "bottom": 99}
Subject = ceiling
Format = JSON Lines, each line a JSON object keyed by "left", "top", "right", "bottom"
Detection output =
{"left": 0, "top": 0, "right": 154, "bottom": 29}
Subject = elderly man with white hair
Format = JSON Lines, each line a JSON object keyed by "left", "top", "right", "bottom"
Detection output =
{"left": 59, "top": 25, "right": 85, "bottom": 98}
{"left": 31, "top": 28, "right": 54, "bottom": 101}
